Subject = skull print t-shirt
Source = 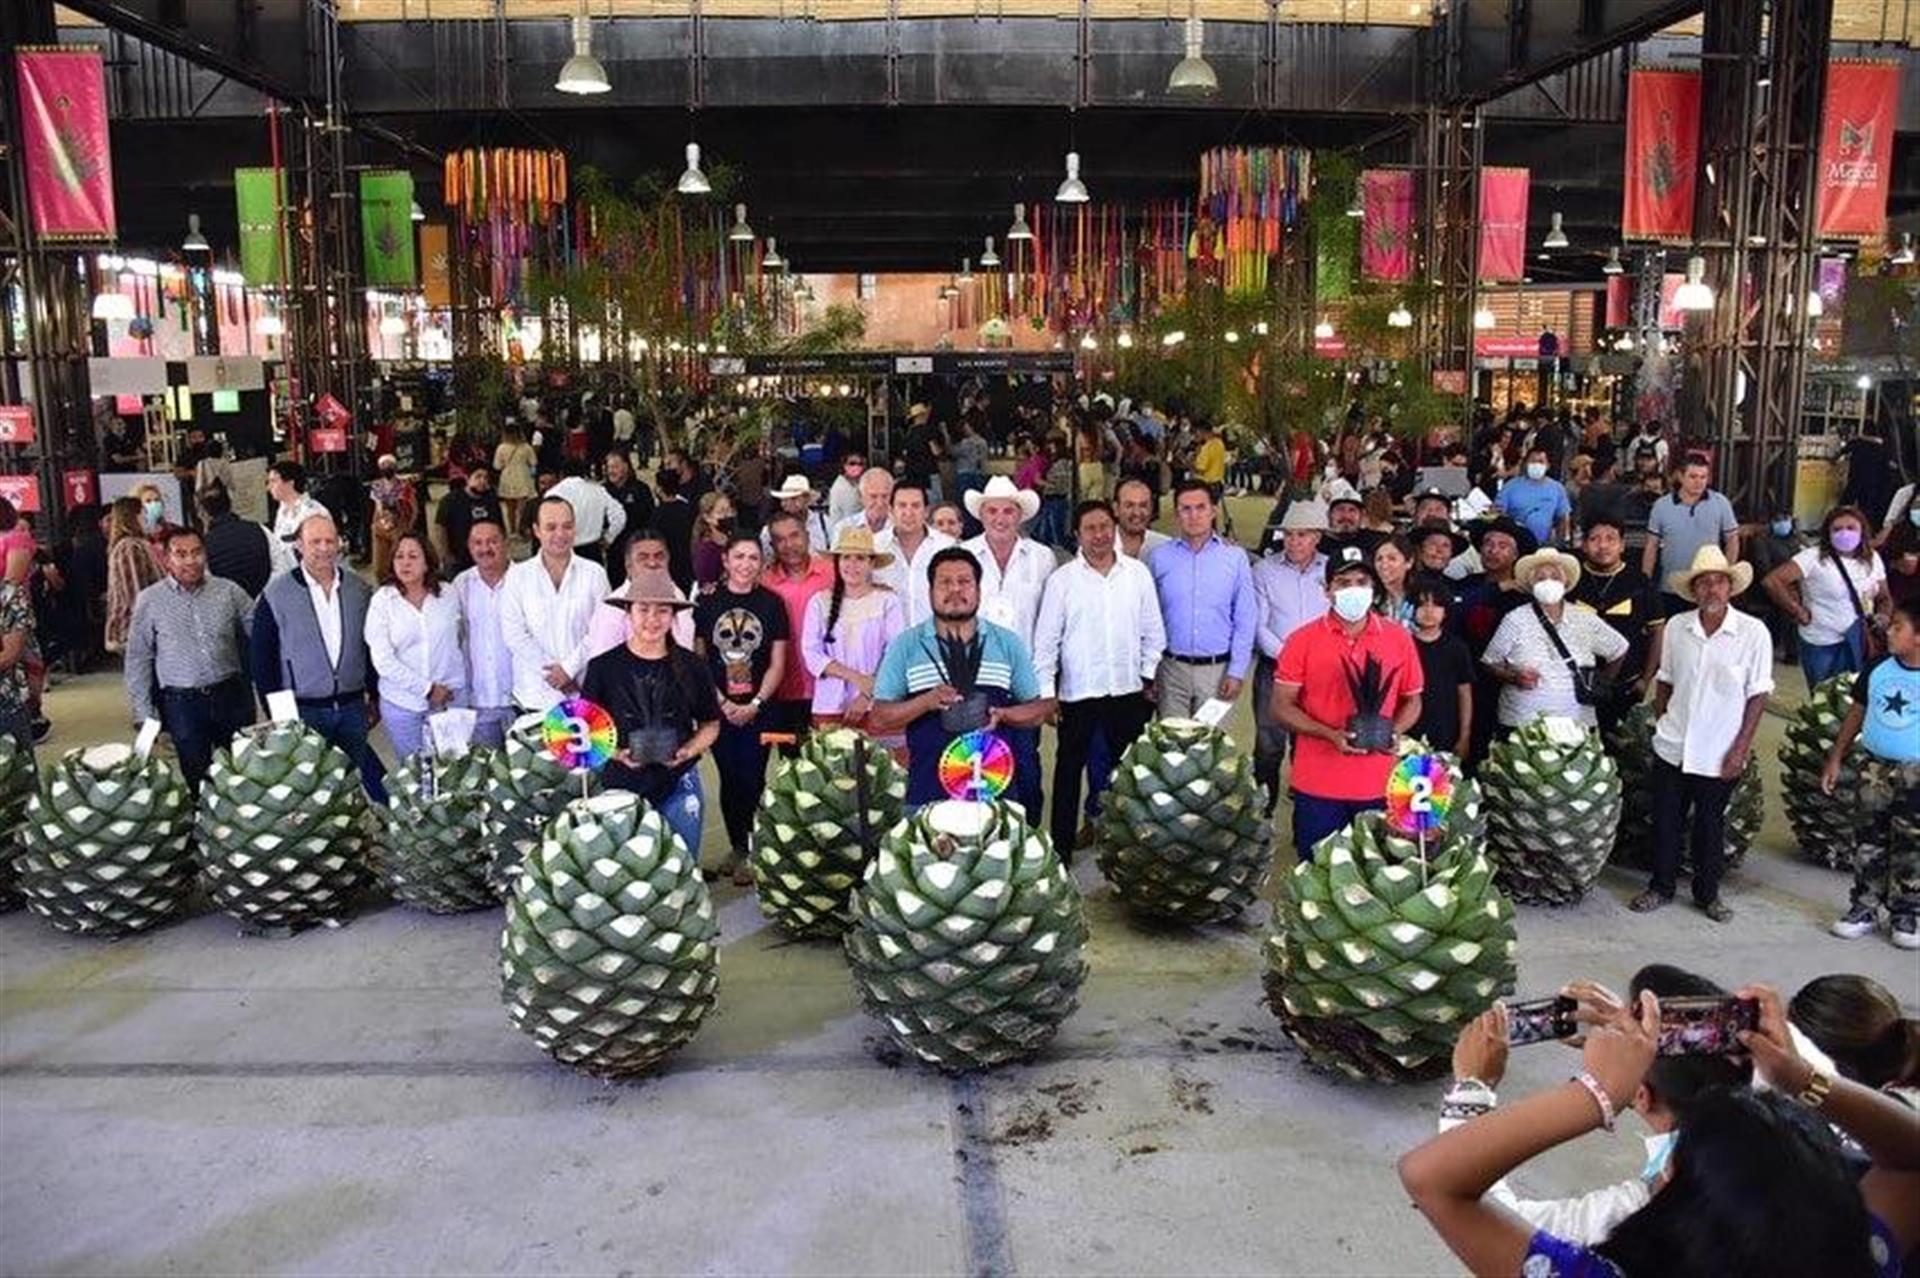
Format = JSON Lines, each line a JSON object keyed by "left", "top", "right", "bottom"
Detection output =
{"left": 693, "top": 584, "right": 792, "bottom": 704}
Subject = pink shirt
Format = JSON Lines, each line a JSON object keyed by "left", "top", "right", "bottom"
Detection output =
{"left": 761, "top": 555, "right": 836, "bottom": 701}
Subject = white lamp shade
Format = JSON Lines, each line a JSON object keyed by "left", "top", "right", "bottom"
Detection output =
{"left": 1673, "top": 255, "right": 1715, "bottom": 311}
{"left": 1167, "top": 16, "right": 1218, "bottom": 98}
{"left": 1007, "top": 202, "right": 1033, "bottom": 241}
{"left": 980, "top": 236, "right": 1000, "bottom": 268}
{"left": 182, "top": 213, "right": 210, "bottom": 253}
{"left": 677, "top": 143, "right": 711, "bottom": 195}
{"left": 92, "top": 291, "right": 135, "bottom": 321}
{"left": 1542, "top": 211, "right": 1569, "bottom": 249}
{"left": 1055, "top": 152, "right": 1089, "bottom": 204}
{"left": 729, "top": 203, "right": 755, "bottom": 241}
{"left": 1313, "top": 319, "right": 1335, "bottom": 339}
{"left": 1602, "top": 246, "right": 1624, "bottom": 274}
{"left": 1472, "top": 306, "right": 1496, "bottom": 330}
{"left": 556, "top": 13, "right": 611, "bottom": 93}
{"left": 761, "top": 237, "right": 785, "bottom": 270}
{"left": 255, "top": 313, "right": 284, "bottom": 337}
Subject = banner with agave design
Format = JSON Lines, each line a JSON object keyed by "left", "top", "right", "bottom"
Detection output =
{"left": 1622, "top": 68, "right": 1700, "bottom": 243}
{"left": 359, "top": 170, "right": 416, "bottom": 288}
{"left": 1816, "top": 61, "right": 1901, "bottom": 240}
{"left": 14, "top": 47, "right": 116, "bottom": 242}
{"left": 419, "top": 222, "right": 451, "bottom": 307}
{"left": 235, "top": 168, "right": 287, "bottom": 286}
{"left": 1360, "top": 169, "right": 1413, "bottom": 281}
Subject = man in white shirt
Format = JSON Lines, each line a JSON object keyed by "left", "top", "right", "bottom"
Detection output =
{"left": 1250, "top": 500, "right": 1329, "bottom": 812}
{"left": 498, "top": 495, "right": 611, "bottom": 712}
{"left": 266, "top": 460, "right": 329, "bottom": 576}
{"left": 544, "top": 461, "right": 627, "bottom": 565}
{"left": 611, "top": 400, "right": 636, "bottom": 444}
{"left": 453, "top": 517, "right": 516, "bottom": 748}
{"left": 1114, "top": 478, "right": 1171, "bottom": 561}
{"left": 1032, "top": 499, "right": 1165, "bottom": 857}
{"left": 833, "top": 465, "right": 894, "bottom": 540}
{"left": 1630, "top": 546, "right": 1773, "bottom": 923}
{"left": 873, "top": 480, "right": 955, "bottom": 626}
{"left": 963, "top": 474, "right": 1057, "bottom": 821}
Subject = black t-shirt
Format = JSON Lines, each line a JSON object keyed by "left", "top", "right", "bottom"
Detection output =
{"left": 1452, "top": 574, "right": 1528, "bottom": 656}
{"left": 1413, "top": 631, "right": 1474, "bottom": 753}
{"left": 435, "top": 488, "right": 504, "bottom": 570}
{"left": 605, "top": 478, "right": 656, "bottom": 545}
{"left": 1570, "top": 563, "right": 1660, "bottom": 678}
{"left": 693, "top": 584, "right": 791, "bottom": 704}
{"left": 655, "top": 497, "right": 697, "bottom": 591}
{"left": 580, "top": 644, "right": 720, "bottom": 802}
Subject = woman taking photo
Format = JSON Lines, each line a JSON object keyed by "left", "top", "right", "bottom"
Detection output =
{"left": 691, "top": 491, "right": 737, "bottom": 596}
{"left": 365, "top": 533, "right": 464, "bottom": 759}
{"left": 1373, "top": 535, "right": 1416, "bottom": 627}
{"left": 103, "top": 496, "right": 161, "bottom": 654}
{"left": 1764, "top": 504, "right": 1890, "bottom": 685}
{"left": 801, "top": 527, "right": 906, "bottom": 750}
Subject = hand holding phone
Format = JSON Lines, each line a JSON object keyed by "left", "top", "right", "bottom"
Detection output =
{"left": 1655, "top": 996, "right": 1760, "bottom": 1057}
{"left": 1506, "top": 995, "right": 1579, "bottom": 1046}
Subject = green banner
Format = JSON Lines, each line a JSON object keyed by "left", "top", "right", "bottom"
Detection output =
{"left": 359, "top": 170, "right": 417, "bottom": 288}
{"left": 235, "top": 168, "right": 287, "bottom": 287}
{"left": 1315, "top": 225, "right": 1352, "bottom": 303}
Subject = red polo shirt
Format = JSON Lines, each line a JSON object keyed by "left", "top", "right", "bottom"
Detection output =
{"left": 1276, "top": 612, "right": 1424, "bottom": 801}
{"left": 762, "top": 554, "right": 835, "bottom": 701}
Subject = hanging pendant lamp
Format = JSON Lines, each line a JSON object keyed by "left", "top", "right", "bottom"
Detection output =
{"left": 555, "top": 8, "right": 611, "bottom": 95}
{"left": 958, "top": 257, "right": 974, "bottom": 285}
{"left": 980, "top": 236, "right": 1000, "bottom": 268}
{"left": 677, "top": 142, "right": 711, "bottom": 195}
{"left": 1055, "top": 152, "right": 1089, "bottom": 204}
{"left": 1673, "top": 255, "right": 1715, "bottom": 311}
{"left": 1602, "top": 246, "right": 1625, "bottom": 275}
{"left": 761, "top": 237, "right": 785, "bottom": 270}
{"left": 1542, "top": 211, "right": 1569, "bottom": 249}
{"left": 729, "top": 203, "right": 755, "bottom": 242}
{"left": 1167, "top": 15, "right": 1218, "bottom": 99}
{"left": 182, "top": 213, "right": 210, "bottom": 253}
{"left": 1007, "top": 202, "right": 1034, "bottom": 241}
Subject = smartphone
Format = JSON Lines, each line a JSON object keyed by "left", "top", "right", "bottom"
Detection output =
{"left": 1506, "top": 995, "right": 1578, "bottom": 1046}
{"left": 1656, "top": 996, "right": 1759, "bottom": 1057}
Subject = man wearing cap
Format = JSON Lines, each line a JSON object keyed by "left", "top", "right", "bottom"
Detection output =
{"left": 580, "top": 568, "right": 719, "bottom": 859}
{"left": 1271, "top": 544, "right": 1424, "bottom": 862}
{"left": 1250, "top": 500, "right": 1330, "bottom": 813}
{"left": 1629, "top": 546, "right": 1773, "bottom": 923}
{"left": 1451, "top": 516, "right": 1534, "bottom": 761}
{"left": 874, "top": 480, "right": 955, "bottom": 626}
{"left": 761, "top": 509, "right": 836, "bottom": 750}
{"left": 1320, "top": 480, "right": 1382, "bottom": 561}
{"left": 834, "top": 465, "right": 895, "bottom": 541}
{"left": 963, "top": 475, "right": 1057, "bottom": 821}
{"left": 762, "top": 473, "right": 831, "bottom": 553}
{"left": 900, "top": 402, "right": 939, "bottom": 494}
{"left": 1482, "top": 547, "right": 1629, "bottom": 731}
{"left": 1149, "top": 480, "right": 1257, "bottom": 719}
{"left": 1570, "top": 514, "right": 1663, "bottom": 733}
{"left": 544, "top": 458, "right": 627, "bottom": 566}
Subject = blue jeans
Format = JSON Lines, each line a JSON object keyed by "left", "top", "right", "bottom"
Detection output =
{"left": 1009, "top": 724, "right": 1045, "bottom": 829}
{"left": 1800, "top": 620, "right": 1864, "bottom": 689}
{"left": 1292, "top": 793, "right": 1385, "bottom": 864}
{"left": 299, "top": 699, "right": 389, "bottom": 805}
{"left": 656, "top": 767, "right": 705, "bottom": 857}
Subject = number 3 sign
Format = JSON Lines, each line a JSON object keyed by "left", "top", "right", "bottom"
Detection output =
{"left": 1385, "top": 753, "right": 1454, "bottom": 836}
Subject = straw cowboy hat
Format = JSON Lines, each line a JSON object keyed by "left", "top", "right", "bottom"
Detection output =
{"left": 964, "top": 474, "right": 1041, "bottom": 522}
{"left": 907, "top": 402, "right": 932, "bottom": 420}
{"left": 769, "top": 474, "right": 817, "bottom": 502}
{"left": 1278, "top": 500, "right": 1330, "bottom": 533}
{"left": 825, "top": 524, "right": 895, "bottom": 567}
{"left": 1666, "top": 544, "right": 1754, "bottom": 598}
{"left": 1513, "top": 547, "right": 1583, "bottom": 593}
{"left": 606, "top": 568, "right": 695, "bottom": 610}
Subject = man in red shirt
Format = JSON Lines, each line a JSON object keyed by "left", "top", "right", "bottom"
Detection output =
{"left": 1272, "top": 545, "right": 1425, "bottom": 862}
{"left": 760, "top": 510, "right": 836, "bottom": 755}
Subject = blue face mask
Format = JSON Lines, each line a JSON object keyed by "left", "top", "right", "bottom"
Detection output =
{"left": 1641, "top": 1130, "right": 1678, "bottom": 1184}
{"left": 1909, "top": 507, "right": 1920, "bottom": 528}
{"left": 1771, "top": 518, "right": 1794, "bottom": 537}
{"left": 142, "top": 499, "right": 165, "bottom": 529}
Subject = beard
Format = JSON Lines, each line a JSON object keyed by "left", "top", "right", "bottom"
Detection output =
{"left": 933, "top": 603, "right": 977, "bottom": 623}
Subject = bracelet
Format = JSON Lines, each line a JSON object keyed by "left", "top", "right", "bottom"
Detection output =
{"left": 1572, "top": 1072, "right": 1617, "bottom": 1132}
{"left": 1796, "top": 1069, "right": 1833, "bottom": 1110}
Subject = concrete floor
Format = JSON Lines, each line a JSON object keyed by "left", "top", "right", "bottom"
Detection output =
{"left": 6, "top": 561, "right": 1920, "bottom": 1275}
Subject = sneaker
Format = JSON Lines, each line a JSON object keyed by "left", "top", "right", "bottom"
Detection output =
{"left": 1892, "top": 915, "right": 1920, "bottom": 951}
{"left": 1629, "top": 890, "right": 1672, "bottom": 913}
{"left": 30, "top": 717, "right": 49, "bottom": 744}
{"left": 1830, "top": 905, "right": 1879, "bottom": 940}
{"left": 1698, "top": 898, "right": 1735, "bottom": 924}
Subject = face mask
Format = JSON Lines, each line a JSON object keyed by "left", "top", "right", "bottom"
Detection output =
{"left": 1331, "top": 585, "right": 1375, "bottom": 622}
{"left": 1771, "top": 518, "right": 1794, "bottom": 537}
{"left": 1525, "top": 462, "right": 1548, "bottom": 481}
{"left": 1532, "top": 578, "right": 1566, "bottom": 606}
{"left": 1909, "top": 507, "right": 1920, "bottom": 528}
{"left": 1640, "top": 1131, "right": 1678, "bottom": 1184}
{"left": 1830, "top": 527, "right": 1862, "bottom": 554}
{"left": 142, "top": 500, "right": 165, "bottom": 528}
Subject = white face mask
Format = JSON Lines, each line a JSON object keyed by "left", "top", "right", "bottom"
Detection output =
{"left": 1532, "top": 578, "right": 1566, "bottom": 606}
{"left": 1331, "top": 585, "right": 1375, "bottom": 622}
{"left": 1526, "top": 462, "right": 1548, "bottom": 480}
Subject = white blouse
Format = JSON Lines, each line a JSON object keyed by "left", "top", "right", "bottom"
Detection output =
{"left": 1790, "top": 546, "right": 1886, "bottom": 646}
{"left": 366, "top": 584, "right": 466, "bottom": 713}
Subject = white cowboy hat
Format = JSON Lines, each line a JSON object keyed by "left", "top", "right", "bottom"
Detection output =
{"left": 1665, "top": 544, "right": 1754, "bottom": 598}
{"left": 1278, "top": 500, "right": 1329, "bottom": 533}
{"left": 769, "top": 475, "right": 816, "bottom": 502}
{"left": 964, "top": 475, "right": 1041, "bottom": 522}
{"left": 1513, "top": 547, "right": 1583, "bottom": 593}
{"left": 1322, "top": 478, "right": 1364, "bottom": 508}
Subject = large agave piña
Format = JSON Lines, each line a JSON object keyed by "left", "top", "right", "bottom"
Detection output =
{"left": 1606, "top": 703, "right": 1762, "bottom": 873}
{"left": 1779, "top": 673, "right": 1867, "bottom": 870}
{"left": 0, "top": 733, "right": 35, "bottom": 912}
{"left": 15, "top": 744, "right": 197, "bottom": 937}
{"left": 845, "top": 799, "right": 1089, "bottom": 1071}
{"left": 1265, "top": 809, "right": 1516, "bottom": 1082}
{"left": 1480, "top": 717, "right": 1622, "bottom": 905}
{"left": 501, "top": 791, "right": 718, "bottom": 1077}
{"left": 195, "top": 721, "right": 372, "bottom": 930}
{"left": 374, "top": 748, "right": 496, "bottom": 913}
{"left": 484, "top": 712, "right": 582, "bottom": 896}
{"left": 750, "top": 728, "right": 906, "bottom": 938}
{"left": 1095, "top": 718, "right": 1273, "bottom": 924}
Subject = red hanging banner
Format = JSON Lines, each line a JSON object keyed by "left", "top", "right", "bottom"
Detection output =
{"left": 0, "top": 476, "right": 42, "bottom": 514}
{"left": 1605, "top": 276, "right": 1631, "bottom": 330}
{"left": 1477, "top": 168, "right": 1529, "bottom": 283}
{"left": 0, "top": 406, "right": 34, "bottom": 446}
{"left": 13, "top": 47, "right": 117, "bottom": 242}
{"left": 1621, "top": 69, "right": 1701, "bottom": 243}
{"left": 1360, "top": 169, "right": 1414, "bottom": 282}
{"left": 1817, "top": 61, "right": 1902, "bottom": 240}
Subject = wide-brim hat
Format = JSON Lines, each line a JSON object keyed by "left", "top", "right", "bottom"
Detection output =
{"left": 907, "top": 402, "right": 932, "bottom": 420}
{"left": 1411, "top": 521, "right": 1470, "bottom": 557}
{"left": 964, "top": 475, "right": 1041, "bottom": 522}
{"left": 1471, "top": 515, "right": 1539, "bottom": 557}
{"left": 607, "top": 568, "right": 695, "bottom": 610}
{"left": 1513, "top": 548, "right": 1583, "bottom": 593}
{"left": 1323, "top": 478, "right": 1364, "bottom": 509}
{"left": 826, "top": 525, "right": 895, "bottom": 567}
{"left": 770, "top": 475, "right": 816, "bottom": 502}
{"left": 1278, "top": 500, "right": 1329, "bottom": 533}
{"left": 1666, "top": 545, "right": 1754, "bottom": 598}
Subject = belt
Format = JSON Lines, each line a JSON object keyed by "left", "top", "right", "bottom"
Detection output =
{"left": 295, "top": 691, "right": 366, "bottom": 709}
{"left": 1163, "top": 651, "right": 1230, "bottom": 666}
{"left": 159, "top": 675, "right": 246, "bottom": 699}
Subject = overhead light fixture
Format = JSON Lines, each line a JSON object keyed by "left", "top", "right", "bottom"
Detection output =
{"left": 1116, "top": 330, "right": 1134, "bottom": 348}
{"left": 980, "top": 236, "right": 1000, "bottom": 268}
{"left": 1892, "top": 232, "right": 1915, "bottom": 265}
{"left": 1613, "top": 331, "right": 1634, "bottom": 352}
{"left": 1542, "top": 211, "right": 1569, "bottom": 249}
{"left": 729, "top": 203, "right": 754, "bottom": 242}
{"left": 676, "top": 142, "right": 711, "bottom": 195}
{"left": 255, "top": 312, "right": 284, "bottom": 337}
{"left": 91, "top": 291, "right": 134, "bottom": 321}
{"left": 938, "top": 281, "right": 958, "bottom": 300}
{"left": 410, "top": 199, "right": 426, "bottom": 223}
{"left": 182, "top": 213, "right": 210, "bottom": 253}
{"left": 1079, "top": 332, "right": 1098, "bottom": 350}
{"left": 1673, "top": 254, "right": 1715, "bottom": 311}
{"left": 1253, "top": 320, "right": 1269, "bottom": 336}
{"left": 958, "top": 257, "right": 974, "bottom": 285}
{"left": 1313, "top": 318, "right": 1335, "bottom": 340}
{"left": 1805, "top": 289, "right": 1824, "bottom": 318}
{"left": 1007, "top": 202, "right": 1034, "bottom": 241}
{"left": 1472, "top": 305, "right": 1496, "bottom": 330}
{"left": 1856, "top": 373, "right": 1874, "bottom": 391}
{"left": 1755, "top": 74, "right": 1772, "bottom": 89}
{"left": 1166, "top": 14, "right": 1219, "bottom": 99}
{"left": 1602, "top": 246, "right": 1625, "bottom": 275}
{"left": 555, "top": 8, "right": 611, "bottom": 95}
{"left": 1224, "top": 329, "right": 1239, "bottom": 343}
{"left": 1161, "top": 330, "right": 1185, "bottom": 347}
{"left": 1387, "top": 304, "right": 1414, "bottom": 328}
{"left": 761, "top": 237, "right": 785, "bottom": 270}
{"left": 1055, "top": 152, "right": 1089, "bottom": 204}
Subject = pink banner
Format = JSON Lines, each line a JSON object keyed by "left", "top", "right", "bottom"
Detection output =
{"left": 1361, "top": 169, "right": 1414, "bottom": 282}
{"left": 1477, "top": 168, "right": 1529, "bottom": 283}
{"left": 14, "top": 47, "right": 116, "bottom": 242}
{"left": 1605, "top": 276, "right": 1631, "bottom": 329}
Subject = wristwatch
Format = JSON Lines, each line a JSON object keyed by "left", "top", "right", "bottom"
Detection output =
{"left": 1796, "top": 1068, "right": 1833, "bottom": 1109}
{"left": 749, "top": 696, "right": 764, "bottom": 711}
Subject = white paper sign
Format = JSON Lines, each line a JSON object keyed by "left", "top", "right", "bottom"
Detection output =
{"left": 265, "top": 690, "right": 300, "bottom": 723}
{"left": 1194, "top": 697, "right": 1234, "bottom": 729}
{"left": 1540, "top": 715, "right": 1586, "bottom": 747}
{"left": 427, "top": 707, "right": 477, "bottom": 757}
{"left": 87, "top": 357, "right": 169, "bottom": 397}
{"left": 133, "top": 718, "right": 162, "bottom": 760}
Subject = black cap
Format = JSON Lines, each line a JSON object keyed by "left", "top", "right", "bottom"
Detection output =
{"left": 1471, "top": 516, "right": 1539, "bottom": 557}
{"left": 1326, "top": 544, "right": 1382, "bottom": 589}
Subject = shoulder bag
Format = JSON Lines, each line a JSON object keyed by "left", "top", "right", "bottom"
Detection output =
{"left": 1533, "top": 602, "right": 1612, "bottom": 707}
